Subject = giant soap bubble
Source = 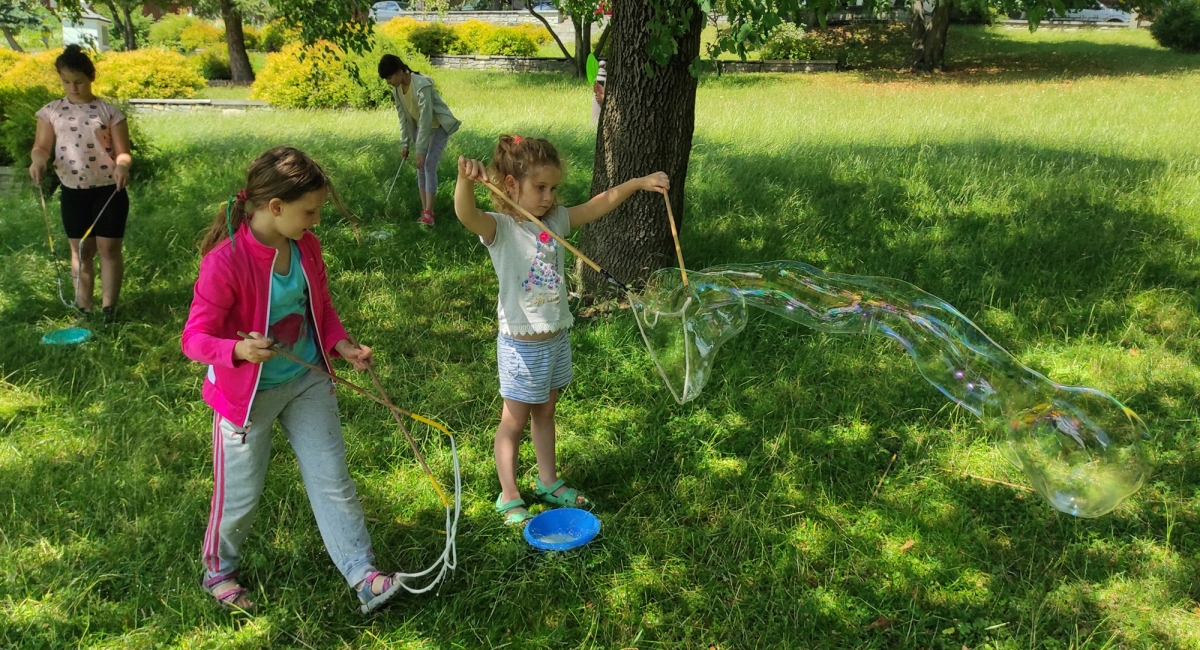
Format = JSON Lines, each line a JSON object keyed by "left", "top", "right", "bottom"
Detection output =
{"left": 631, "top": 261, "right": 1152, "bottom": 518}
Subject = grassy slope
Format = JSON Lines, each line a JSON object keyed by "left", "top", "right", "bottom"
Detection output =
{"left": 1, "top": 28, "right": 1199, "bottom": 649}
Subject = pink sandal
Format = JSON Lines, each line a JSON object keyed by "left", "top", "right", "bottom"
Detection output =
{"left": 204, "top": 572, "right": 255, "bottom": 612}
{"left": 418, "top": 210, "right": 435, "bottom": 226}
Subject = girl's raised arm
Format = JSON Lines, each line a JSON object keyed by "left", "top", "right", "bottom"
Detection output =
{"left": 568, "top": 172, "right": 669, "bottom": 230}
{"left": 455, "top": 156, "right": 497, "bottom": 242}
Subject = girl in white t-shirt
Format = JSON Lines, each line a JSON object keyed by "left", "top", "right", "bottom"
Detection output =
{"left": 454, "top": 135, "right": 668, "bottom": 525}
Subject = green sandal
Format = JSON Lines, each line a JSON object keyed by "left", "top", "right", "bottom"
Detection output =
{"left": 495, "top": 494, "right": 534, "bottom": 526}
{"left": 534, "top": 477, "right": 589, "bottom": 508}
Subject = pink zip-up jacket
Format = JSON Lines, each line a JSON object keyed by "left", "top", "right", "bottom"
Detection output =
{"left": 181, "top": 222, "right": 349, "bottom": 427}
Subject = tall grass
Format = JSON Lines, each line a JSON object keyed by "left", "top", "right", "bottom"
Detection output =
{"left": 1, "top": 29, "right": 1199, "bottom": 649}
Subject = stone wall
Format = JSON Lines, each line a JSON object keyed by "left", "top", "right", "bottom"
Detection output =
{"left": 127, "top": 99, "right": 271, "bottom": 113}
{"left": 429, "top": 54, "right": 573, "bottom": 73}
{"left": 716, "top": 60, "right": 837, "bottom": 73}
{"left": 429, "top": 55, "right": 836, "bottom": 74}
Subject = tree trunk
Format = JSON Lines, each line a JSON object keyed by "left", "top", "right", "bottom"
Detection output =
{"left": 582, "top": 0, "right": 704, "bottom": 294}
{"left": 910, "top": 0, "right": 952, "bottom": 71}
{"left": 218, "top": 0, "right": 255, "bottom": 83}
{"left": 121, "top": 6, "right": 137, "bottom": 50}
{"left": 1, "top": 27, "right": 24, "bottom": 52}
{"left": 101, "top": 1, "right": 136, "bottom": 50}
{"left": 571, "top": 15, "right": 592, "bottom": 77}
{"left": 924, "top": 0, "right": 952, "bottom": 69}
{"left": 528, "top": 4, "right": 572, "bottom": 58}
{"left": 594, "top": 20, "right": 611, "bottom": 57}
{"left": 909, "top": 0, "right": 926, "bottom": 69}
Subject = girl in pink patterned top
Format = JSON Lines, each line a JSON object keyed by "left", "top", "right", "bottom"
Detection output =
{"left": 30, "top": 44, "right": 133, "bottom": 320}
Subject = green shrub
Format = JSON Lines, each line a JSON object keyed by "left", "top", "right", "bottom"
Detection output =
{"left": 0, "top": 84, "right": 58, "bottom": 167}
{"left": 0, "top": 49, "right": 25, "bottom": 76}
{"left": 193, "top": 48, "right": 232, "bottom": 80}
{"left": 0, "top": 50, "right": 61, "bottom": 94}
{"left": 453, "top": 19, "right": 496, "bottom": 53}
{"left": 408, "top": 22, "right": 460, "bottom": 57}
{"left": 0, "top": 86, "right": 152, "bottom": 178}
{"left": 480, "top": 28, "right": 539, "bottom": 56}
{"left": 96, "top": 4, "right": 155, "bottom": 50}
{"left": 377, "top": 16, "right": 423, "bottom": 44}
{"left": 760, "top": 23, "right": 816, "bottom": 60}
{"left": 179, "top": 22, "right": 224, "bottom": 51}
{"left": 252, "top": 37, "right": 431, "bottom": 109}
{"left": 94, "top": 48, "right": 207, "bottom": 100}
{"left": 1150, "top": 0, "right": 1200, "bottom": 54}
{"left": 148, "top": 13, "right": 199, "bottom": 50}
{"left": 260, "top": 20, "right": 299, "bottom": 52}
{"left": 242, "top": 25, "right": 261, "bottom": 51}
{"left": 513, "top": 22, "right": 553, "bottom": 46}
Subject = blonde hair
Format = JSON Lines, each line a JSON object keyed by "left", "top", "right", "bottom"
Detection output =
{"left": 486, "top": 135, "right": 563, "bottom": 216}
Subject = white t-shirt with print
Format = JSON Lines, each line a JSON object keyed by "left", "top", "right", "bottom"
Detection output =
{"left": 35, "top": 98, "right": 126, "bottom": 190}
{"left": 482, "top": 206, "right": 574, "bottom": 337}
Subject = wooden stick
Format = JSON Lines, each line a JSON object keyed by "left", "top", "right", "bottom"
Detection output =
{"left": 940, "top": 468, "right": 1034, "bottom": 492}
{"left": 235, "top": 331, "right": 448, "bottom": 435}
{"left": 349, "top": 335, "right": 451, "bottom": 508}
{"left": 237, "top": 332, "right": 453, "bottom": 507}
{"left": 479, "top": 178, "right": 632, "bottom": 293}
{"left": 661, "top": 190, "right": 688, "bottom": 287}
{"left": 870, "top": 453, "right": 897, "bottom": 503}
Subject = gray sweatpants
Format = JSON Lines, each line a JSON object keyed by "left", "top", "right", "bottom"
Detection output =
{"left": 415, "top": 126, "right": 451, "bottom": 193}
{"left": 202, "top": 369, "right": 375, "bottom": 588}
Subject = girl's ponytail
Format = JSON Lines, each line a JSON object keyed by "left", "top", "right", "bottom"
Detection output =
{"left": 198, "top": 147, "right": 346, "bottom": 255}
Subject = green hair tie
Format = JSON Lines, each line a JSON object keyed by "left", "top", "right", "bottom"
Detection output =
{"left": 225, "top": 195, "right": 236, "bottom": 249}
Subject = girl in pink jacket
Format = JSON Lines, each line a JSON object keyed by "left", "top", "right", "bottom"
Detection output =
{"left": 182, "top": 146, "right": 404, "bottom": 615}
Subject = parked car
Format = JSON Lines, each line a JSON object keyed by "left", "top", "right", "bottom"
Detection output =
{"left": 452, "top": 0, "right": 490, "bottom": 10}
{"left": 371, "top": 1, "right": 408, "bottom": 22}
{"left": 531, "top": 2, "right": 557, "bottom": 12}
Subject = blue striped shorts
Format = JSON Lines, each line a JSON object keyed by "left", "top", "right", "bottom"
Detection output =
{"left": 497, "top": 329, "right": 573, "bottom": 404}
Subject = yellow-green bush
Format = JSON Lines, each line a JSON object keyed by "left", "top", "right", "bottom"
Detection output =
{"left": 260, "top": 20, "right": 299, "bottom": 52}
{"left": 242, "top": 26, "right": 261, "bottom": 51}
{"left": 0, "top": 48, "right": 23, "bottom": 75}
{"left": 376, "top": 17, "right": 423, "bottom": 44}
{"left": 0, "top": 50, "right": 61, "bottom": 94}
{"left": 453, "top": 20, "right": 497, "bottom": 54}
{"left": 252, "top": 37, "right": 430, "bottom": 109}
{"left": 179, "top": 22, "right": 224, "bottom": 52}
{"left": 513, "top": 23, "right": 553, "bottom": 46}
{"left": 192, "top": 48, "right": 231, "bottom": 80}
{"left": 94, "top": 48, "right": 206, "bottom": 99}
{"left": 479, "top": 28, "right": 539, "bottom": 56}
{"left": 148, "top": 13, "right": 199, "bottom": 50}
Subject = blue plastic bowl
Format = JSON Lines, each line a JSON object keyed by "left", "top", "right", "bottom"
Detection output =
{"left": 524, "top": 508, "right": 601, "bottom": 551}
{"left": 41, "top": 327, "right": 92, "bottom": 346}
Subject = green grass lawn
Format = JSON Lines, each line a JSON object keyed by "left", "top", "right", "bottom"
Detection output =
{"left": 2, "top": 28, "right": 1200, "bottom": 649}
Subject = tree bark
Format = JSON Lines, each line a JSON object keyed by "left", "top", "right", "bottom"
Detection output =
{"left": 1, "top": 27, "right": 24, "bottom": 52}
{"left": 218, "top": 0, "right": 255, "bottom": 83}
{"left": 582, "top": 0, "right": 704, "bottom": 294}
{"left": 571, "top": 14, "right": 592, "bottom": 77}
{"left": 910, "top": 0, "right": 953, "bottom": 71}
{"left": 121, "top": 6, "right": 137, "bottom": 50}
{"left": 594, "top": 19, "right": 610, "bottom": 57}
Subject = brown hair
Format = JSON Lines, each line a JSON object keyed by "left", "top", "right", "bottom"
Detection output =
{"left": 486, "top": 135, "right": 563, "bottom": 217}
{"left": 55, "top": 44, "right": 96, "bottom": 81}
{"left": 200, "top": 146, "right": 350, "bottom": 254}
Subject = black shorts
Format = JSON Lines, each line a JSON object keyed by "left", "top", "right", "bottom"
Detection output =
{"left": 60, "top": 185, "right": 129, "bottom": 239}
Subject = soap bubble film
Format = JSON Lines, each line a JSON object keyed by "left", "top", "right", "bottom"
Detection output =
{"left": 632, "top": 261, "right": 1152, "bottom": 518}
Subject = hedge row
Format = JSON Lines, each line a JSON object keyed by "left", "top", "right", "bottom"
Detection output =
{"left": 377, "top": 18, "right": 550, "bottom": 57}
{"left": 251, "top": 34, "right": 431, "bottom": 109}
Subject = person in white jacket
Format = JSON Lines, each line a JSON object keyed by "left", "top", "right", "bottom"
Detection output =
{"left": 379, "top": 54, "right": 462, "bottom": 226}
